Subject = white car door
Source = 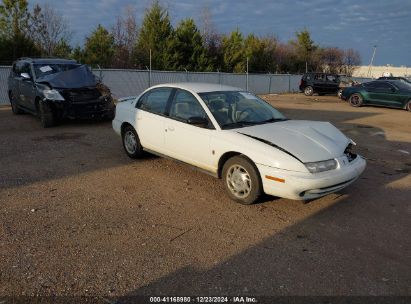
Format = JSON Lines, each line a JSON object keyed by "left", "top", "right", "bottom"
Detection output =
{"left": 164, "top": 89, "right": 216, "bottom": 172}
{"left": 135, "top": 87, "right": 173, "bottom": 154}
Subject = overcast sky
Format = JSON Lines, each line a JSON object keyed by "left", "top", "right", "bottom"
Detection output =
{"left": 32, "top": 0, "right": 411, "bottom": 66}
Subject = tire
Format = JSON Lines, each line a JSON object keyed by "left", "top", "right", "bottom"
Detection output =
{"left": 122, "top": 125, "right": 144, "bottom": 158}
{"left": 349, "top": 93, "right": 363, "bottom": 107}
{"left": 337, "top": 89, "right": 343, "bottom": 99}
{"left": 304, "top": 86, "right": 314, "bottom": 96}
{"left": 10, "top": 92, "right": 23, "bottom": 114}
{"left": 406, "top": 99, "right": 411, "bottom": 112}
{"left": 39, "top": 102, "right": 55, "bottom": 128}
{"left": 222, "top": 156, "right": 262, "bottom": 205}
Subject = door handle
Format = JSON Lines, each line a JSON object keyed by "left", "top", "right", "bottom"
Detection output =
{"left": 168, "top": 126, "right": 175, "bottom": 131}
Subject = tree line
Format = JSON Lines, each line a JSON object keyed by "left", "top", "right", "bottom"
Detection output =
{"left": 0, "top": 0, "right": 361, "bottom": 75}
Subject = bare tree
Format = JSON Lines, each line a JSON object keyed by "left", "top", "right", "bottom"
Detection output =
{"left": 198, "top": 6, "right": 224, "bottom": 70}
{"left": 111, "top": 5, "right": 138, "bottom": 68}
{"left": 319, "top": 47, "right": 344, "bottom": 74}
{"left": 343, "top": 48, "right": 361, "bottom": 76}
{"left": 30, "top": 3, "right": 72, "bottom": 56}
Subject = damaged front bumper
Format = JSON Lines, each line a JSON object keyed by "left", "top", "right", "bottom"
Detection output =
{"left": 257, "top": 155, "right": 366, "bottom": 200}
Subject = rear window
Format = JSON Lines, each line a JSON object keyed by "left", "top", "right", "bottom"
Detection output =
{"left": 33, "top": 63, "right": 80, "bottom": 78}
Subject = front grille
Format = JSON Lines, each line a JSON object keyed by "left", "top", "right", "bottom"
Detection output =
{"left": 61, "top": 88, "right": 101, "bottom": 103}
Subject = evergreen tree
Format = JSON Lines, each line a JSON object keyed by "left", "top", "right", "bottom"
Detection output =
{"left": 292, "top": 29, "right": 317, "bottom": 72}
{"left": 244, "top": 35, "right": 277, "bottom": 73}
{"left": 222, "top": 29, "right": 245, "bottom": 73}
{"left": 0, "top": 0, "right": 39, "bottom": 62}
{"left": 83, "top": 25, "right": 115, "bottom": 67}
{"left": 0, "top": 0, "right": 30, "bottom": 38}
{"left": 71, "top": 45, "right": 85, "bottom": 63}
{"left": 166, "top": 18, "right": 209, "bottom": 71}
{"left": 132, "top": 1, "right": 172, "bottom": 70}
{"left": 53, "top": 39, "right": 72, "bottom": 58}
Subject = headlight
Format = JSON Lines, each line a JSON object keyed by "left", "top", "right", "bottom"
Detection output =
{"left": 43, "top": 89, "right": 65, "bottom": 101}
{"left": 305, "top": 159, "right": 337, "bottom": 173}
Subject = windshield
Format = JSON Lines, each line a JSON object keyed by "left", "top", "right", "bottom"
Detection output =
{"left": 199, "top": 91, "right": 287, "bottom": 129}
{"left": 34, "top": 63, "right": 81, "bottom": 78}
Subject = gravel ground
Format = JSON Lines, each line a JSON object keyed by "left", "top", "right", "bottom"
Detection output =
{"left": 0, "top": 94, "right": 410, "bottom": 298}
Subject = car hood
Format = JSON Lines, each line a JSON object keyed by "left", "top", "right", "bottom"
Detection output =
{"left": 236, "top": 120, "right": 351, "bottom": 163}
{"left": 36, "top": 65, "right": 97, "bottom": 89}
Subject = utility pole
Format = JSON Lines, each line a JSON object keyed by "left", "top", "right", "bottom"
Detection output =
{"left": 367, "top": 45, "right": 377, "bottom": 78}
{"left": 246, "top": 57, "right": 249, "bottom": 91}
{"left": 149, "top": 49, "right": 152, "bottom": 87}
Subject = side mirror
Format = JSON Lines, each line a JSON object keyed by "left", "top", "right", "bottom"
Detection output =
{"left": 187, "top": 116, "right": 209, "bottom": 128}
{"left": 20, "top": 73, "right": 31, "bottom": 80}
{"left": 391, "top": 87, "right": 397, "bottom": 93}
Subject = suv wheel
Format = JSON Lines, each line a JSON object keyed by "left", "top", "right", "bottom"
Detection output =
{"left": 39, "top": 102, "right": 55, "bottom": 128}
{"left": 337, "top": 89, "right": 343, "bottom": 99}
{"left": 222, "top": 156, "right": 262, "bottom": 205}
{"left": 10, "top": 92, "right": 23, "bottom": 114}
{"left": 406, "top": 99, "right": 411, "bottom": 112}
{"left": 304, "top": 86, "right": 314, "bottom": 96}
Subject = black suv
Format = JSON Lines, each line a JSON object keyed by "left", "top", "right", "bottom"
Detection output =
{"left": 299, "top": 73, "right": 340, "bottom": 96}
{"left": 8, "top": 57, "right": 115, "bottom": 127}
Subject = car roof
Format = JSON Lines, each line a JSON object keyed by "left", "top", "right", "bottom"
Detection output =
{"left": 17, "top": 58, "right": 78, "bottom": 65}
{"left": 151, "top": 82, "right": 243, "bottom": 93}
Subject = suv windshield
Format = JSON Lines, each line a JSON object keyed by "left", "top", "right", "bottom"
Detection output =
{"left": 33, "top": 63, "right": 81, "bottom": 78}
{"left": 199, "top": 91, "right": 287, "bottom": 129}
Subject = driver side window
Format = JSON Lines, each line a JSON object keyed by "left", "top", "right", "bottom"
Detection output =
{"left": 169, "top": 89, "right": 208, "bottom": 122}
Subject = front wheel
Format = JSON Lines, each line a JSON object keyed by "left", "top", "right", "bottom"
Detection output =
{"left": 349, "top": 93, "right": 363, "bottom": 107}
{"left": 406, "top": 99, "right": 411, "bottom": 112}
{"left": 222, "top": 156, "right": 262, "bottom": 205}
{"left": 304, "top": 86, "right": 314, "bottom": 96}
{"left": 337, "top": 89, "right": 343, "bottom": 99}
{"left": 10, "top": 92, "right": 23, "bottom": 114}
{"left": 39, "top": 102, "right": 55, "bottom": 128}
{"left": 122, "top": 126, "right": 144, "bottom": 158}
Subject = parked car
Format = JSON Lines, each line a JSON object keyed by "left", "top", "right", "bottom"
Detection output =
{"left": 113, "top": 83, "right": 366, "bottom": 205}
{"left": 299, "top": 73, "right": 340, "bottom": 96}
{"left": 341, "top": 80, "right": 411, "bottom": 111}
{"left": 8, "top": 57, "right": 115, "bottom": 127}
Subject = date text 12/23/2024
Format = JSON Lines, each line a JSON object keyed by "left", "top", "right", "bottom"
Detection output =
{"left": 149, "top": 296, "right": 257, "bottom": 303}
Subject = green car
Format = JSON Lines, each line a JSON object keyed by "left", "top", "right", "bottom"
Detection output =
{"left": 341, "top": 80, "right": 411, "bottom": 111}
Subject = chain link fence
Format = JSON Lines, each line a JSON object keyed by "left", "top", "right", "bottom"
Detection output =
{"left": 0, "top": 66, "right": 372, "bottom": 105}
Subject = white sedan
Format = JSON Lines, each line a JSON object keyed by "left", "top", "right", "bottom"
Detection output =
{"left": 112, "top": 83, "right": 366, "bottom": 204}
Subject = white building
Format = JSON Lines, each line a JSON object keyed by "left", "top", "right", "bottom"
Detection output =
{"left": 352, "top": 65, "right": 410, "bottom": 78}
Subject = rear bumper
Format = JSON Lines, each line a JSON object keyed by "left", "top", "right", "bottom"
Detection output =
{"left": 257, "top": 156, "right": 366, "bottom": 200}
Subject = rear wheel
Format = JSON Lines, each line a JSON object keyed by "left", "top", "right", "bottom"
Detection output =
{"left": 304, "top": 86, "right": 314, "bottom": 96}
{"left": 10, "top": 92, "right": 23, "bottom": 114}
{"left": 349, "top": 93, "right": 363, "bottom": 107}
{"left": 337, "top": 89, "right": 343, "bottom": 99}
{"left": 122, "top": 126, "right": 144, "bottom": 158}
{"left": 39, "top": 102, "right": 55, "bottom": 128}
{"left": 222, "top": 156, "right": 262, "bottom": 205}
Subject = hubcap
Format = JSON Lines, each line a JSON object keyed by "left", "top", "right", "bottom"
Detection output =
{"left": 124, "top": 131, "right": 137, "bottom": 154}
{"left": 226, "top": 164, "right": 252, "bottom": 199}
{"left": 305, "top": 87, "right": 312, "bottom": 95}
{"left": 351, "top": 95, "right": 360, "bottom": 105}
